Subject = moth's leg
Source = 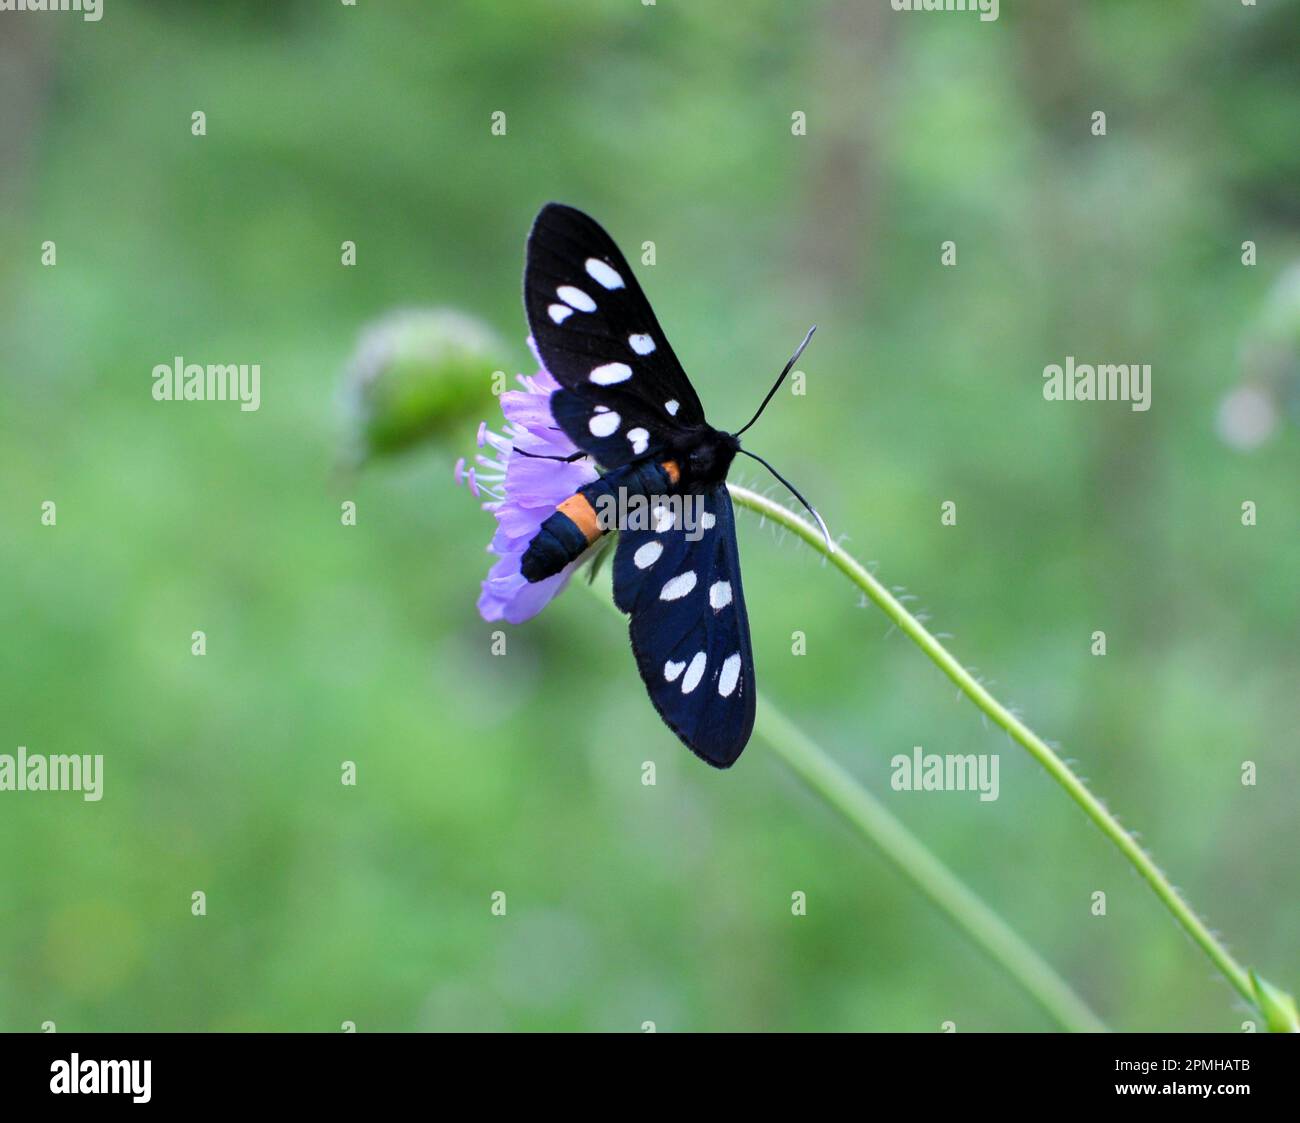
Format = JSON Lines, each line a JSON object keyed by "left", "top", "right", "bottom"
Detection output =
{"left": 514, "top": 448, "right": 587, "bottom": 463}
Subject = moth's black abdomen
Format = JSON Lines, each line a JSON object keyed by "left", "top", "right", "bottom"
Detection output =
{"left": 521, "top": 511, "right": 589, "bottom": 582}
{"left": 520, "top": 459, "right": 676, "bottom": 584}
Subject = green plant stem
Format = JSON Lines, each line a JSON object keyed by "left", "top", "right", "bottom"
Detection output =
{"left": 579, "top": 573, "right": 1105, "bottom": 1032}
{"left": 727, "top": 482, "right": 1269, "bottom": 1021}
{"left": 755, "top": 694, "right": 1108, "bottom": 1033}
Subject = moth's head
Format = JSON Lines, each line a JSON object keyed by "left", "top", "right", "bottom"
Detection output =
{"left": 683, "top": 428, "right": 739, "bottom": 487}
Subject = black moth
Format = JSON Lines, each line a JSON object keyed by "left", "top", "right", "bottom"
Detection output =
{"left": 519, "top": 203, "right": 824, "bottom": 768}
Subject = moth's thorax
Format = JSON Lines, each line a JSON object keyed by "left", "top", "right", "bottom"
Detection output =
{"left": 667, "top": 425, "right": 739, "bottom": 490}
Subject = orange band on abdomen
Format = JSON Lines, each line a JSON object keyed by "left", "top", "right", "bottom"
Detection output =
{"left": 661, "top": 460, "right": 680, "bottom": 485}
{"left": 558, "top": 493, "right": 603, "bottom": 544}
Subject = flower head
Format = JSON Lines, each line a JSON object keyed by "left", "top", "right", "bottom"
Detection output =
{"left": 457, "top": 353, "right": 598, "bottom": 624}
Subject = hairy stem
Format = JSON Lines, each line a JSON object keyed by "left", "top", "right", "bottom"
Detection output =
{"left": 728, "top": 482, "right": 1285, "bottom": 1026}
{"left": 755, "top": 694, "right": 1108, "bottom": 1032}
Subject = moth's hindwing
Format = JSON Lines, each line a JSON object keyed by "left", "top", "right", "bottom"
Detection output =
{"left": 525, "top": 202, "right": 705, "bottom": 467}
{"left": 612, "top": 485, "right": 755, "bottom": 767}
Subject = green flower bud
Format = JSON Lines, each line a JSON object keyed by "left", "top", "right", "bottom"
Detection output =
{"left": 342, "top": 308, "right": 502, "bottom": 463}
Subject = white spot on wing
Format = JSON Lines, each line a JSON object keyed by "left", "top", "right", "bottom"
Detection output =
{"left": 681, "top": 651, "right": 707, "bottom": 694}
{"left": 664, "top": 659, "right": 685, "bottom": 683}
{"left": 557, "top": 285, "right": 596, "bottom": 312}
{"left": 548, "top": 303, "right": 573, "bottom": 324}
{"left": 585, "top": 258, "right": 625, "bottom": 290}
{"left": 717, "top": 653, "right": 742, "bottom": 698}
{"left": 627, "top": 427, "right": 649, "bottom": 455}
{"left": 629, "top": 333, "right": 655, "bottom": 355}
{"left": 700, "top": 512, "right": 716, "bottom": 530}
{"left": 590, "top": 362, "right": 632, "bottom": 385}
{"left": 588, "top": 409, "right": 620, "bottom": 438}
{"left": 633, "top": 541, "right": 662, "bottom": 569}
{"left": 709, "top": 581, "right": 732, "bottom": 610}
{"left": 664, "top": 399, "right": 679, "bottom": 416}
{"left": 659, "top": 570, "right": 697, "bottom": 601}
{"left": 653, "top": 505, "right": 675, "bottom": 533}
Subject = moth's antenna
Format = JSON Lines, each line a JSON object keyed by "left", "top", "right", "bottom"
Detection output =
{"left": 737, "top": 447, "right": 833, "bottom": 553}
{"left": 733, "top": 325, "right": 816, "bottom": 438}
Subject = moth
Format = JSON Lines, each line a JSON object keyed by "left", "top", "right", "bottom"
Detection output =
{"left": 519, "top": 203, "right": 827, "bottom": 768}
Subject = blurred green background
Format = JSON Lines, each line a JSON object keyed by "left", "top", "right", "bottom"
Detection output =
{"left": 1, "top": 0, "right": 1297, "bottom": 1032}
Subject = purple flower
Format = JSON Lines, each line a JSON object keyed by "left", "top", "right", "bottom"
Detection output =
{"left": 456, "top": 355, "right": 598, "bottom": 624}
